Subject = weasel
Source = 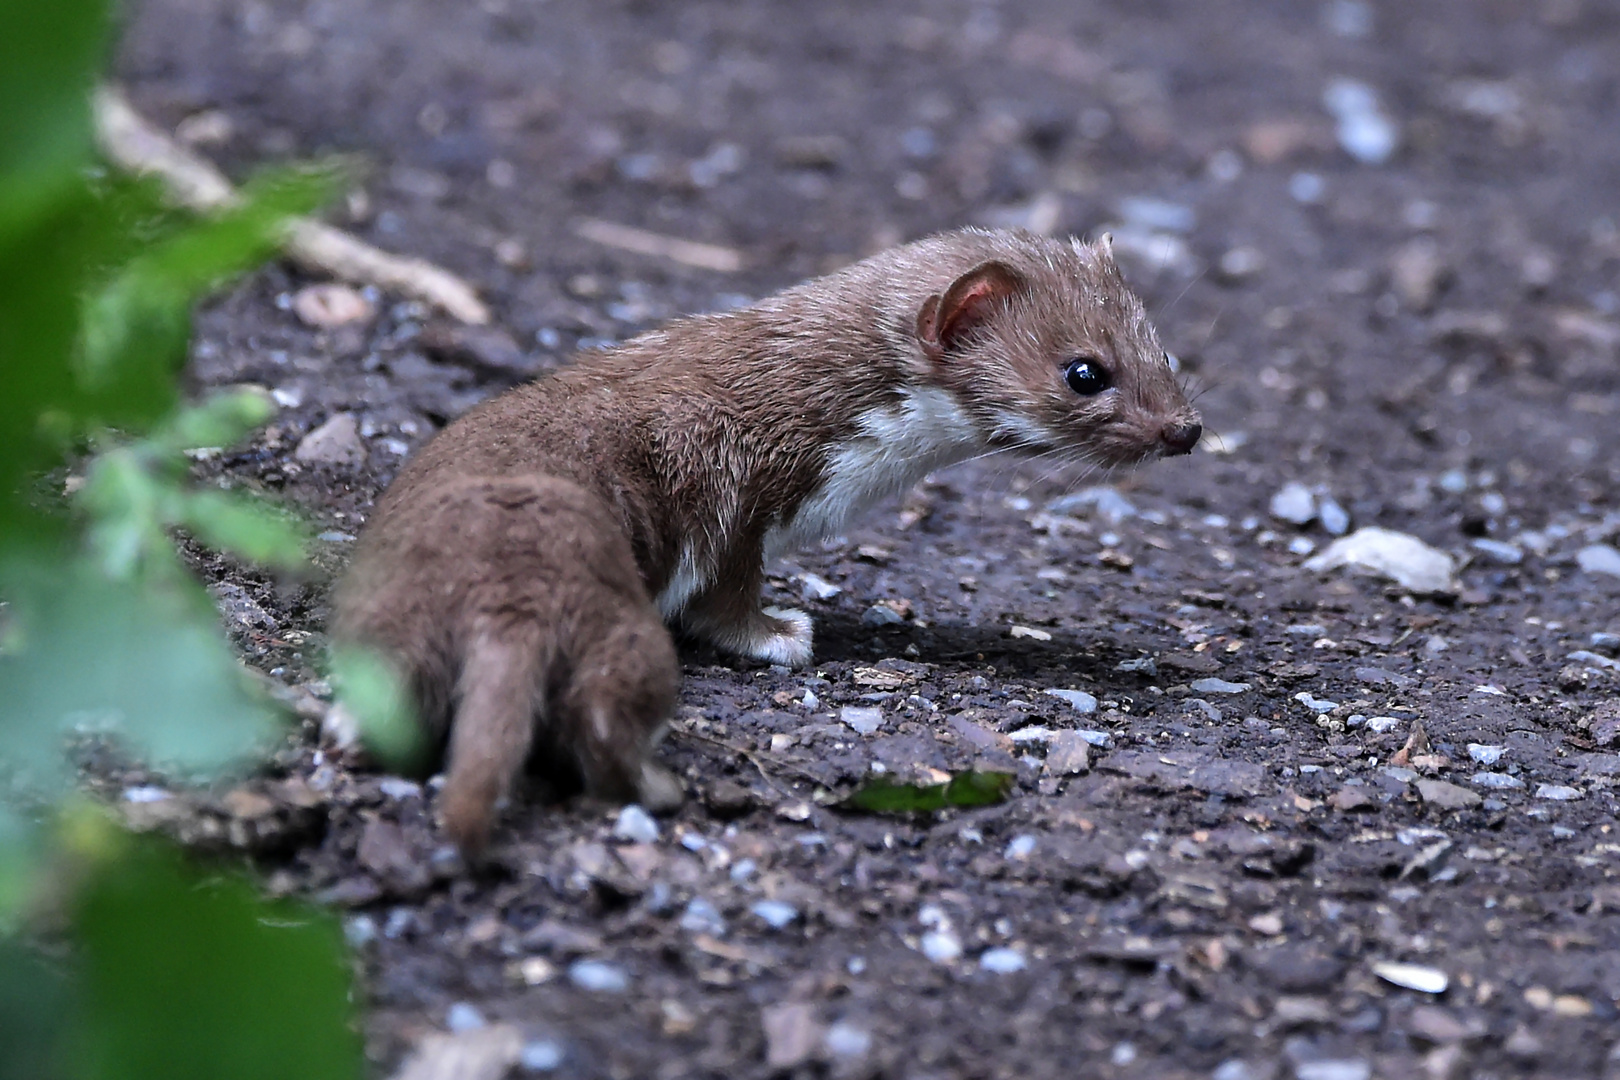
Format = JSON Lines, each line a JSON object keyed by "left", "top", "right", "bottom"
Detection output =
{"left": 332, "top": 227, "right": 1201, "bottom": 853}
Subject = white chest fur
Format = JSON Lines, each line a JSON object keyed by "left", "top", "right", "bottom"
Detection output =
{"left": 763, "top": 385, "right": 983, "bottom": 561}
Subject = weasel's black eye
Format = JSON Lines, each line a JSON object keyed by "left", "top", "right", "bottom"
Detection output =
{"left": 1064, "top": 358, "right": 1112, "bottom": 396}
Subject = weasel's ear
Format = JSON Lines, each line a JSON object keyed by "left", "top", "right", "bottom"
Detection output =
{"left": 916, "top": 259, "right": 1027, "bottom": 358}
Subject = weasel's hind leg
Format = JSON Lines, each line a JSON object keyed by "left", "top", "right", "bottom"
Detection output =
{"left": 561, "top": 615, "right": 683, "bottom": 810}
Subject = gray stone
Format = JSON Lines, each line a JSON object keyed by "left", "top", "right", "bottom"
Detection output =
{"left": 1535, "top": 784, "right": 1582, "bottom": 801}
{"left": 1270, "top": 482, "right": 1317, "bottom": 525}
{"left": 1046, "top": 485, "right": 1137, "bottom": 523}
{"left": 761, "top": 1003, "right": 823, "bottom": 1071}
{"left": 1190, "top": 678, "right": 1251, "bottom": 695}
{"left": 860, "top": 604, "right": 905, "bottom": 626}
{"left": 446, "top": 1002, "right": 487, "bottom": 1032}
{"left": 824, "top": 1022, "right": 871, "bottom": 1059}
{"left": 1044, "top": 731, "right": 1092, "bottom": 776}
{"left": 1318, "top": 497, "right": 1351, "bottom": 536}
{"left": 1416, "top": 779, "right": 1482, "bottom": 809}
{"left": 1466, "top": 744, "right": 1505, "bottom": 766}
{"left": 1324, "top": 77, "right": 1399, "bottom": 164}
{"left": 1568, "top": 650, "right": 1620, "bottom": 671}
{"left": 678, "top": 897, "right": 727, "bottom": 937}
{"left": 1043, "top": 688, "right": 1098, "bottom": 713}
{"left": 612, "top": 804, "right": 659, "bottom": 844}
{"left": 750, "top": 900, "right": 798, "bottom": 929}
{"left": 840, "top": 706, "right": 884, "bottom": 735}
{"left": 1470, "top": 538, "right": 1523, "bottom": 565}
{"left": 1577, "top": 544, "right": 1620, "bottom": 578}
{"left": 294, "top": 412, "right": 368, "bottom": 468}
{"left": 979, "top": 947, "right": 1028, "bottom": 973}
{"left": 1304, "top": 527, "right": 1458, "bottom": 595}
{"left": 566, "top": 960, "right": 629, "bottom": 993}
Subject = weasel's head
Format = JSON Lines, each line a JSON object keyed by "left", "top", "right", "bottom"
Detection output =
{"left": 914, "top": 233, "right": 1201, "bottom": 470}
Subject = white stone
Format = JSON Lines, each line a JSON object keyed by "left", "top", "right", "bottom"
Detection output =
{"left": 920, "top": 929, "right": 962, "bottom": 964}
{"left": 1270, "top": 482, "right": 1317, "bottom": 525}
{"left": 1304, "top": 527, "right": 1458, "bottom": 595}
{"left": 612, "top": 804, "right": 659, "bottom": 844}
{"left": 1466, "top": 744, "right": 1506, "bottom": 766}
{"left": 979, "top": 947, "right": 1028, "bottom": 973}
{"left": 1190, "top": 678, "right": 1250, "bottom": 694}
{"left": 1372, "top": 961, "right": 1448, "bottom": 994}
{"left": 1577, "top": 544, "right": 1620, "bottom": 578}
{"left": 567, "top": 960, "right": 629, "bottom": 993}
{"left": 1323, "top": 77, "right": 1399, "bottom": 164}
{"left": 840, "top": 706, "right": 884, "bottom": 735}
{"left": 1043, "top": 688, "right": 1099, "bottom": 713}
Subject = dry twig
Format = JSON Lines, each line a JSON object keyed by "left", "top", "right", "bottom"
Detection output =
{"left": 93, "top": 85, "right": 490, "bottom": 325}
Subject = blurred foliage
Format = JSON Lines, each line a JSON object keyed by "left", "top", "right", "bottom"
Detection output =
{"left": 0, "top": 0, "right": 362, "bottom": 1077}
{"left": 840, "top": 770, "right": 1016, "bottom": 814}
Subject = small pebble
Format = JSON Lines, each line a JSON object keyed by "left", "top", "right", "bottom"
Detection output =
{"left": 1270, "top": 482, "right": 1317, "bottom": 525}
{"left": 1373, "top": 961, "right": 1448, "bottom": 994}
{"left": 1323, "top": 77, "right": 1399, "bottom": 164}
{"left": 1470, "top": 538, "right": 1523, "bottom": 565}
{"left": 1117, "top": 656, "right": 1158, "bottom": 676}
{"left": 1535, "top": 784, "right": 1582, "bottom": 801}
{"left": 979, "top": 947, "right": 1027, "bottom": 974}
{"left": 1111, "top": 1042, "right": 1138, "bottom": 1067}
{"left": 751, "top": 900, "right": 799, "bottom": 930}
{"left": 1190, "top": 678, "right": 1251, "bottom": 695}
{"left": 920, "top": 929, "right": 962, "bottom": 964}
{"left": 567, "top": 960, "right": 629, "bottom": 994}
{"left": 861, "top": 604, "right": 905, "bottom": 626}
{"left": 1296, "top": 692, "right": 1339, "bottom": 713}
{"left": 446, "top": 1002, "right": 486, "bottom": 1032}
{"left": 1466, "top": 744, "right": 1505, "bottom": 766}
{"left": 1074, "top": 729, "right": 1114, "bottom": 749}
{"left": 824, "top": 1022, "right": 871, "bottom": 1059}
{"left": 520, "top": 1039, "right": 565, "bottom": 1072}
{"left": 1046, "top": 486, "right": 1136, "bottom": 523}
{"left": 1318, "top": 498, "right": 1350, "bottom": 535}
{"left": 1288, "top": 536, "right": 1317, "bottom": 556}
{"left": 612, "top": 804, "right": 659, "bottom": 844}
{"left": 1295, "top": 1062, "right": 1372, "bottom": 1080}
{"left": 799, "top": 573, "right": 842, "bottom": 600}
{"left": 1289, "top": 172, "right": 1325, "bottom": 203}
{"left": 1471, "top": 771, "right": 1523, "bottom": 790}
{"left": 1005, "top": 834, "right": 1038, "bottom": 859}
{"left": 1043, "top": 688, "right": 1098, "bottom": 713}
{"left": 1577, "top": 544, "right": 1620, "bottom": 578}
{"left": 679, "top": 898, "right": 727, "bottom": 937}
{"left": 1304, "top": 527, "right": 1456, "bottom": 595}
{"left": 840, "top": 705, "right": 884, "bottom": 735}
{"left": 1008, "top": 725, "right": 1055, "bottom": 745}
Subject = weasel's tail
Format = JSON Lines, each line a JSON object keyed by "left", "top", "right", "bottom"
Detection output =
{"left": 439, "top": 625, "right": 545, "bottom": 857}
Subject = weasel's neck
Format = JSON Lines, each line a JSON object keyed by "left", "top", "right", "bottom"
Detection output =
{"left": 763, "top": 383, "right": 983, "bottom": 560}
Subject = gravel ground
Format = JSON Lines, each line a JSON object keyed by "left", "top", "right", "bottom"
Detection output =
{"left": 112, "top": 1, "right": 1620, "bottom": 1077}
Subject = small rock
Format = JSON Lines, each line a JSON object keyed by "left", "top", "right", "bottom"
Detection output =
{"left": 1373, "top": 961, "right": 1448, "bottom": 994}
{"left": 1008, "top": 624, "right": 1052, "bottom": 641}
{"left": 1043, "top": 688, "right": 1098, "bottom": 713}
{"left": 1406, "top": 1004, "right": 1474, "bottom": 1045}
{"left": 1415, "top": 779, "right": 1481, "bottom": 810}
{"left": 446, "top": 1002, "right": 487, "bottom": 1032}
{"left": 1469, "top": 538, "right": 1523, "bottom": 565}
{"left": 1008, "top": 725, "right": 1056, "bottom": 745}
{"left": 840, "top": 706, "right": 885, "bottom": 736}
{"left": 1470, "top": 771, "right": 1523, "bottom": 790}
{"left": 1044, "top": 731, "right": 1092, "bottom": 776}
{"left": 1323, "top": 77, "right": 1399, "bottom": 164}
{"left": 1270, "top": 482, "right": 1317, "bottom": 526}
{"left": 1328, "top": 786, "right": 1376, "bottom": 812}
{"left": 1502, "top": 1025, "right": 1542, "bottom": 1060}
{"left": 1045, "top": 486, "right": 1137, "bottom": 523}
{"left": 1216, "top": 246, "right": 1266, "bottom": 284}
{"left": 1568, "top": 650, "right": 1620, "bottom": 671}
{"left": 519, "top": 1039, "right": 565, "bottom": 1072}
{"left": 1390, "top": 237, "right": 1449, "bottom": 311}
{"left": 703, "top": 779, "right": 757, "bottom": 818}
{"left": 1116, "top": 656, "right": 1158, "bottom": 676}
{"left": 294, "top": 413, "right": 368, "bottom": 468}
{"left": 1534, "top": 784, "right": 1581, "bottom": 801}
{"left": 566, "top": 960, "right": 629, "bottom": 993}
{"left": 612, "top": 805, "right": 659, "bottom": 844}
{"left": 979, "top": 947, "right": 1028, "bottom": 974}
{"left": 761, "top": 1003, "right": 823, "bottom": 1071}
{"left": 1296, "top": 692, "right": 1339, "bottom": 713}
{"left": 860, "top": 604, "right": 905, "bottom": 626}
{"left": 1075, "top": 730, "right": 1115, "bottom": 749}
{"left": 1465, "top": 744, "right": 1505, "bottom": 766}
{"left": 1005, "top": 834, "right": 1038, "bottom": 859}
{"left": 1318, "top": 498, "right": 1351, "bottom": 536}
{"left": 920, "top": 929, "right": 962, "bottom": 964}
{"left": 1577, "top": 544, "right": 1620, "bottom": 578}
{"left": 1190, "top": 678, "right": 1251, "bottom": 695}
{"left": 1304, "top": 527, "right": 1458, "bottom": 595}
{"left": 823, "top": 1021, "right": 871, "bottom": 1059}
{"left": 799, "top": 572, "right": 842, "bottom": 600}
{"left": 1248, "top": 912, "right": 1285, "bottom": 936}
{"left": 679, "top": 898, "right": 727, "bottom": 937}
{"left": 1296, "top": 1061, "right": 1372, "bottom": 1080}
{"left": 391, "top": 1026, "right": 524, "bottom": 1080}
{"left": 292, "top": 283, "right": 374, "bottom": 327}
{"left": 751, "top": 900, "right": 798, "bottom": 930}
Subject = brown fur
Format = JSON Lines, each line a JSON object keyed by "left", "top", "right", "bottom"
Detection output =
{"left": 333, "top": 227, "right": 1200, "bottom": 852}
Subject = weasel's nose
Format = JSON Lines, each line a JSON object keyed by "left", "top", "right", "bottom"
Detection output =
{"left": 1160, "top": 421, "right": 1202, "bottom": 456}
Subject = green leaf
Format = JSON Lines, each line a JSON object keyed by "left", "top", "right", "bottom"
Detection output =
{"left": 0, "top": 561, "right": 281, "bottom": 799}
{"left": 329, "top": 644, "right": 425, "bottom": 773}
{"left": 839, "top": 770, "right": 1016, "bottom": 814}
{"left": 70, "top": 839, "right": 362, "bottom": 1080}
{"left": 156, "top": 389, "right": 277, "bottom": 453}
{"left": 178, "top": 490, "right": 308, "bottom": 572}
{"left": 0, "top": 0, "right": 109, "bottom": 245}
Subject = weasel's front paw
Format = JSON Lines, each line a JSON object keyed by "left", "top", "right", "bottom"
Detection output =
{"left": 754, "top": 606, "right": 814, "bottom": 668}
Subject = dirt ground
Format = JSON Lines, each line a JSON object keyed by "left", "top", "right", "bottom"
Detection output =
{"left": 112, "top": 1, "right": 1620, "bottom": 1077}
